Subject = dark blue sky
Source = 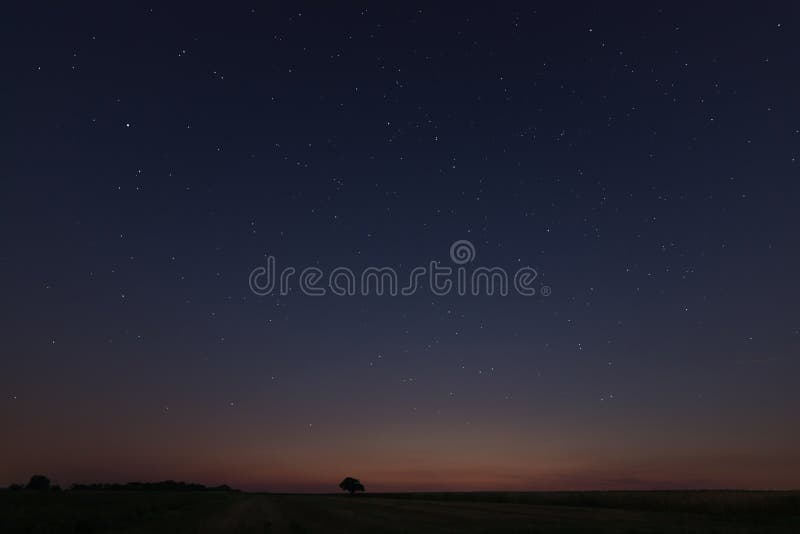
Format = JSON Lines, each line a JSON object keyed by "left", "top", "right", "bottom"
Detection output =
{"left": 2, "top": 3, "right": 799, "bottom": 491}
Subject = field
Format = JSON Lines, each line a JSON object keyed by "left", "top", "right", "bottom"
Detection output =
{"left": 2, "top": 490, "right": 799, "bottom": 533}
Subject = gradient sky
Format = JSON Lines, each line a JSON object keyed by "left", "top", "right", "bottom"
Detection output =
{"left": 2, "top": 3, "right": 800, "bottom": 492}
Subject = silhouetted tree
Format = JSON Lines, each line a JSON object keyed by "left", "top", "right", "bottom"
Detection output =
{"left": 339, "top": 477, "right": 365, "bottom": 494}
{"left": 8, "top": 483, "right": 24, "bottom": 491}
{"left": 26, "top": 475, "right": 51, "bottom": 491}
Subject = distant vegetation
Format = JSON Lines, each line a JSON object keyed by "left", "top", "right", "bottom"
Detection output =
{"left": 5, "top": 476, "right": 237, "bottom": 493}
{"left": 6, "top": 475, "right": 61, "bottom": 492}
{"left": 339, "top": 477, "right": 365, "bottom": 494}
{"left": 70, "top": 481, "right": 236, "bottom": 492}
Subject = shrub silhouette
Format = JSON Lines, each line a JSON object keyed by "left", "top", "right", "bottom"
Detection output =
{"left": 339, "top": 477, "right": 365, "bottom": 494}
{"left": 26, "top": 475, "right": 51, "bottom": 491}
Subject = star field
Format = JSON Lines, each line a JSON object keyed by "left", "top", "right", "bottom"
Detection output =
{"left": 1, "top": 4, "right": 800, "bottom": 491}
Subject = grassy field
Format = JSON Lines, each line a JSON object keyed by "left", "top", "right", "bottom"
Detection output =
{"left": 2, "top": 490, "right": 799, "bottom": 533}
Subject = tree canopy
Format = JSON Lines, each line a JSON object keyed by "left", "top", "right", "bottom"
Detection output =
{"left": 339, "top": 477, "right": 365, "bottom": 494}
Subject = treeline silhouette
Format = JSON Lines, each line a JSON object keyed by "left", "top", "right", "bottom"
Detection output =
{"left": 6, "top": 475, "right": 237, "bottom": 492}
{"left": 70, "top": 481, "right": 237, "bottom": 492}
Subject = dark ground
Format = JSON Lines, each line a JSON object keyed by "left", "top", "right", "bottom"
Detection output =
{"left": 2, "top": 490, "right": 799, "bottom": 533}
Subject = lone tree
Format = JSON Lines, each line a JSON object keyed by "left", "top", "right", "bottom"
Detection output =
{"left": 338, "top": 477, "right": 365, "bottom": 495}
{"left": 26, "top": 475, "right": 51, "bottom": 491}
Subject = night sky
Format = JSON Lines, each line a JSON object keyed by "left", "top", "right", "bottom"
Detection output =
{"left": 2, "top": 4, "right": 800, "bottom": 492}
